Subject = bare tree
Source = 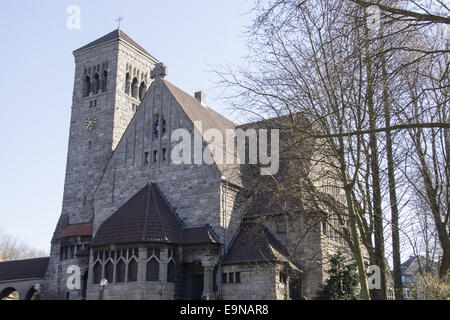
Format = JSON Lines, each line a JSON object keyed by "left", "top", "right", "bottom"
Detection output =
{"left": 215, "top": 0, "right": 449, "bottom": 299}
{"left": 0, "top": 232, "right": 47, "bottom": 261}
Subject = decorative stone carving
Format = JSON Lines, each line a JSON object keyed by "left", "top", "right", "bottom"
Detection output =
{"left": 150, "top": 62, "right": 168, "bottom": 80}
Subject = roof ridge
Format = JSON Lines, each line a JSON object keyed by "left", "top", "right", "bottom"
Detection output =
{"left": 151, "top": 182, "right": 184, "bottom": 227}
{"left": 73, "top": 29, "right": 158, "bottom": 62}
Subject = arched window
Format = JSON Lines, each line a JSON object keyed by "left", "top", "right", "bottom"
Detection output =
{"left": 116, "top": 259, "right": 126, "bottom": 283}
{"left": 102, "top": 70, "right": 108, "bottom": 92}
{"left": 0, "top": 288, "right": 19, "bottom": 300}
{"left": 153, "top": 114, "right": 160, "bottom": 139}
{"left": 104, "top": 261, "right": 114, "bottom": 284}
{"left": 93, "top": 262, "right": 102, "bottom": 284}
{"left": 146, "top": 258, "right": 159, "bottom": 282}
{"left": 131, "top": 77, "right": 139, "bottom": 98}
{"left": 167, "top": 260, "right": 175, "bottom": 283}
{"left": 139, "top": 82, "right": 147, "bottom": 101}
{"left": 128, "top": 258, "right": 138, "bottom": 282}
{"left": 125, "top": 73, "right": 130, "bottom": 94}
{"left": 84, "top": 76, "right": 91, "bottom": 97}
{"left": 93, "top": 73, "right": 101, "bottom": 94}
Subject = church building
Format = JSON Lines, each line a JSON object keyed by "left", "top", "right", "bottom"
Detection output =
{"left": 5, "top": 29, "right": 348, "bottom": 300}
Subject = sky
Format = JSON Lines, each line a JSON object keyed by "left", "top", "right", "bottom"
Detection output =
{"left": 0, "top": 0, "right": 254, "bottom": 252}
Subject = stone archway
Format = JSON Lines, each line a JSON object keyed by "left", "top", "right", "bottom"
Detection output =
{"left": 25, "top": 286, "right": 39, "bottom": 300}
{"left": 0, "top": 287, "right": 19, "bottom": 300}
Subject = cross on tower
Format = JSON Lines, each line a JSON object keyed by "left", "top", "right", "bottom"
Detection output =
{"left": 151, "top": 63, "right": 168, "bottom": 80}
{"left": 116, "top": 15, "right": 124, "bottom": 30}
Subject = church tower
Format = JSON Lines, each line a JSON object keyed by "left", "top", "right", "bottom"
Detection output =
{"left": 44, "top": 29, "right": 158, "bottom": 299}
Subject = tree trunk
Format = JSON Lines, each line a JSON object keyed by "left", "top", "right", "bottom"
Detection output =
{"left": 381, "top": 36, "right": 403, "bottom": 300}
{"left": 364, "top": 20, "right": 388, "bottom": 300}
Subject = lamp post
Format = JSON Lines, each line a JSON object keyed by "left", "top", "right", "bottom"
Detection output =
{"left": 99, "top": 279, "right": 108, "bottom": 300}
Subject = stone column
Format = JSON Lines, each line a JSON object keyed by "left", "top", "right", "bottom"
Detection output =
{"left": 138, "top": 247, "right": 146, "bottom": 283}
{"left": 201, "top": 255, "right": 219, "bottom": 300}
{"left": 159, "top": 248, "right": 168, "bottom": 283}
{"left": 202, "top": 265, "right": 215, "bottom": 300}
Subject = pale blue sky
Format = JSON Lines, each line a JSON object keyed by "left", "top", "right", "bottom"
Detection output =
{"left": 0, "top": 0, "right": 253, "bottom": 252}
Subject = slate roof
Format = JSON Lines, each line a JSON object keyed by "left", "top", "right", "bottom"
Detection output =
{"left": 92, "top": 184, "right": 221, "bottom": 247}
{"left": 163, "top": 80, "right": 242, "bottom": 186}
{"left": 163, "top": 80, "right": 236, "bottom": 136}
{"left": 92, "top": 183, "right": 183, "bottom": 246}
{"left": 59, "top": 224, "right": 93, "bottom": 239}
{"left": 180, "top": 226, "right": 221, "bottom": 245}
{"left": 223, "top": 223, "right": 294, "bottom": 266}
{"left": 74, "top": 29, "right": 158, "bottom": 61}
{"left": 0, "top": 257, "right": 49, "bottom": 281}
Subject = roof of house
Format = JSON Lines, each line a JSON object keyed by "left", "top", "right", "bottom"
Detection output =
{"left": 74, "top": 29, "right": 158, "bottom": 61}
{"left": 59, "top": 224, "right": 93, "bottom": 239}
{"left": 0, "top": 257, "right": 49, "bottom": 281}
{"left": 223, "top": 223, "right": 299, "bottom": 272}
{"left": 401, "top": 255, "right": 437, "bottom": 276}
{"left": 91, "top": 183, "right": 221, "bottom": 247}
{"left": 92, "top": 183, "right": 183, "bottom": 246}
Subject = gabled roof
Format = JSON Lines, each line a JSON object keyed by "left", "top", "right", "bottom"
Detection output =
{"left": 0, "top": 257, "right": 49, "bottom": 281}
{"left": 163, "top": 80, "right": 236, "bottom": 135}
{"left": 180, "top": 226, "right": 221, "bottom": 245}
{"left": 59, "top": 224, "right": 93, "bottom": 239}
{"left": 92, "top": 183, "right": 183, "bottom": 246}
{"left": 74, "top": 29, "right": 158, "bottom": 61}
{"left": 223, "top": 223, "right": 296, "bottom": 268}
{"left": 162, "top": 80, "right": 242, "bottom": 186}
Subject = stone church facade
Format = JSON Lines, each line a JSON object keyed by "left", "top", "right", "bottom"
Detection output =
{"left": 40, "top": 29, "right": 348, "bottom": 300}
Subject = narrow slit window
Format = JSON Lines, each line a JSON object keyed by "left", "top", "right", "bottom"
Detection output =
{"left": 228, "top": 273, "right": 234, "bottom": 284}
{"left": 153, "top": 114, "right": 160, "bottom": 139}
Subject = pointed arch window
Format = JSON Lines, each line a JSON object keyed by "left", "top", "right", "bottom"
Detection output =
{"left": 104, "top": 261, "right": 114, "bottom": 284}
{"left": 116, "top": 259, "right": 126, "bottom": 283}
{"left": 139, "top": 82, "right": 147, "bottom": 101}
{"left": 131, "top": 77, "right": 139, "bottom": 98}
{"left": 167, "top": 260, "right": 175, "bottom": 283}
{"left": 128, "top": 258, "right": 138, "bottom": 282}
{"left": 93, "top": 262, "right": 102, "bottom": 284}
{"left": 84, "top": 76, "right": 91, "bottom": 97}
{"left": 146, "top": 258, "right": 159, "bottom": 282}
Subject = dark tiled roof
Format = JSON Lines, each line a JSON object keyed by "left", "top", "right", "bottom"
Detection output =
{"left": 163, "top": 80, "right": 242, "bottom": 186}
{"left": 0, "top": 257, "right": 49, "bottom": 281}
{"left": 180, "top": 226, "right": 221, "bottom": 245}
{"left": 223, "top": 223, "right": 290, "bottom": 265}
{"left": 92, "top": 184, "right": 183, "bottom": 247}
{"left": 74, "top": 29, "right": 157, "bottom": 61}
{"left": 163, "top": 80, "right": 236, "bottom": 134}
{"left": 59, "top": 224, "right": 93, "bottom": 239}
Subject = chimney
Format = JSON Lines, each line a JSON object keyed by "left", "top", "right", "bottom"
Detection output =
{"left": 195, "top": 91, "right": 207, "bottom": 106}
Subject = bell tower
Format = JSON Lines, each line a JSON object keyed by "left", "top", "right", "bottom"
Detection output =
{"left": 61, "top": 29, "right": 158, "bottom": 227}
{"left": 44, "top": 29, "right": 158, "bottom": 299}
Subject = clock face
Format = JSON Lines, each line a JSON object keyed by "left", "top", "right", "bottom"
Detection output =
{"left": 85, "top": 116, "right": 97, "bottom": 131}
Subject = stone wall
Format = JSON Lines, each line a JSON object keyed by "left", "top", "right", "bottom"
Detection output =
{"left": 93, "top": 78, "right": 223, "bottom": 235}
{"left": 45, "top": 37, "right": 157, "bottom": 300}
{"left": 221, "top": 263, "right": 278, "bottom": 300}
